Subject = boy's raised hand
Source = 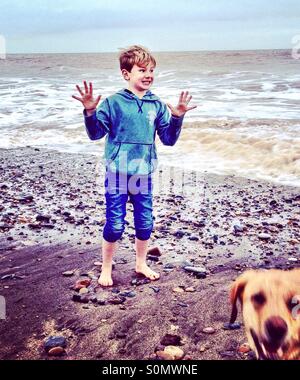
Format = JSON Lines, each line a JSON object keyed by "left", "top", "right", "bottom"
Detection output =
{"left": 167, "top": 91, "right": 197, "bottom": 117}
{"left": 72, "top": 81, "right": 101, "bottom": 111}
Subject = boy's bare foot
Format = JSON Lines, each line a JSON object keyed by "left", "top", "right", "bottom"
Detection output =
{"left": 98, "top": 270, "right": 113, "bottom": 286}
{"left": 135, "top": 264, "right": 160, "bottom": 281}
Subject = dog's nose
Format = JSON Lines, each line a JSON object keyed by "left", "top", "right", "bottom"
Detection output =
{"left": 265, "top": 316, "right": 288, "bottom": 342}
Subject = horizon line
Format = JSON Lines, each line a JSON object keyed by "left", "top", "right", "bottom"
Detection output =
{"left": 5, "top": 47, "right": 291, "bottom": 55}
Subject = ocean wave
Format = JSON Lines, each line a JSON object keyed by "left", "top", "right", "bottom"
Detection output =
{"left": 157, "top": 119, "right": 300, "bottom": 186}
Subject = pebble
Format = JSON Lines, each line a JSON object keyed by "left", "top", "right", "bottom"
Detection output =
{"left": 63, "top": 270, "right": 74, "bottom": 277}
{"left": 183, "top": 266, "right": 207, "bottom": 278}
{"left": 185, "top": 287, "right": 195, "bottom": 292}
{"left": 188, "top": 235, "right": 199, "bottom": 241}
{"left": 147, "top": 247, "right": 162, "bottom": 257}
{"left": 79, "top": 287, "right": 89, "bottom": 295}
{"left": 177, "top": 302, "right": 188, "bottom": 307}
{"left": 258, "top": 233, "right": 271, "bottom": 240}
{"left": 183, "top": 266, "right": 207, "bottom": 274}
{"left": 202, "top": 327, "right": 216, "bottom": 334}
{"left": 72, "top": 294, "right": 89, "bottom": 304}
{"left": 74, "top": 279, "right": 91, "bottom": 291}
{"left": 223, "top": 322, "right": 241, "bottom": 330}
{"left": 173, "top": 230, "right": 185, "bottom": 238}
{"left": 149, "top": 285, "right": 160, "bottom": 293}
{"left": 44, "top": 336, "right": 67, "bottom": 352}
{"left": 48, "top": 347, "right": 65, "bottom": 356}
{"left": 233, "top": 224, "right": 244, "bottom": 234}
{"left": 119, "top": 291, "right": 136, "bottom": 298}
{"left": 15, "top": 194, "right": 34, "bottom": 204}
{"left": 36, "top": 214, "right": 51, "bottom": 223}
{"left": 219, "top": 350, "right": 236, "bottom": 358}
{"left": 238, "top": 343, "right": 251, "bottom": 353}
{"left": 173, "top": 287, "right": 184, "bottom": 293}
{"left": 116, "top": 332, "right": 127, "bottom": 339}
{"left": 108, "top": 296, "right": 126, "bottom": 305}
{"left": 269, "top": 199, "right": 278, "bottom": 207}
{"left": 156, "top": 346, "right": 184, "bottom": 360}
{"left": 161, "top": 334, "right": 182, "bottom": 346}
{"left": 147, "top": 255, "right": 159, "bottom": 262}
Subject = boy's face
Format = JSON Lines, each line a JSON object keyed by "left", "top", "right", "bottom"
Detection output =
{"left": 122, "top": 63, "right": 155, "bottom": 94}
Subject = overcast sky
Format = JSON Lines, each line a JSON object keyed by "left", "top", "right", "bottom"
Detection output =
{"left": 1, "top": 0, "right": 300, "bottom": 53}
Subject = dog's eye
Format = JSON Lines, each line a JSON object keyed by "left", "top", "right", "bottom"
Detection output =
{"left": 286, "top": 296, "right": 299, "bottom": 314}
{"left": 251, "top": 292, "right": 266, "bottom": 306}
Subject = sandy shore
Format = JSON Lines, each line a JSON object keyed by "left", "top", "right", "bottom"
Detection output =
{"left": 0, "top": 146, "right": 299, "bottom": 360}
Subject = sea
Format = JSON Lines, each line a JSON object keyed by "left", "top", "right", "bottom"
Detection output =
{"left": 0, "top": 50, "right": 299, "bottom": 186}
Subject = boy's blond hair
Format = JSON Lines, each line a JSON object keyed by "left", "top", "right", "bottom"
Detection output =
{"left": 119, "top": 45, "right": 156, "bottom": 72}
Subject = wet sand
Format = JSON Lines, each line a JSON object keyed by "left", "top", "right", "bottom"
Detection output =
{"left": 0, "top": 146, "right": 299, "bottom": 360}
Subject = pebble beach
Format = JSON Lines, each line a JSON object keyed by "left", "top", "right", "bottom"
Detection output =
{"left": 0, "top": 146, "right": 299, "bottom": 360}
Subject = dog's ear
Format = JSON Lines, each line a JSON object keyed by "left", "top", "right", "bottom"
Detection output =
{"left": 229, "top": 271, "right": 253, "bottom": 323}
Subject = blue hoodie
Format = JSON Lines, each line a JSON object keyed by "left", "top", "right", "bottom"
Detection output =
{"left": 84, "top": 89, "right": 184, "bottom": 175}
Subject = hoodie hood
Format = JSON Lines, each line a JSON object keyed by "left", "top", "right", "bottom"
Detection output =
{"left": 116, "top": 89, "right": 160, "bottom": 114}
{"left": 116, "top": 89, "right": 160, "bottom": 102}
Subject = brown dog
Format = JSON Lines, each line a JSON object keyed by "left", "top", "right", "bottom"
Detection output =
{"left": 230, "top": 268, "right": 300, "bottom": 360}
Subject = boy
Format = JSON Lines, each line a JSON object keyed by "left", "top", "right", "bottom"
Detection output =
{"left": 72, "top": 45, "right": 196, "bottom": 286}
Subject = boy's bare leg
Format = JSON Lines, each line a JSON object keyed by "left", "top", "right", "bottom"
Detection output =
{"left": 98, "top": 238, "right": 117, "bottom": 286}
{"left": 135, "top": 238, "right": 160, "bottom": 280}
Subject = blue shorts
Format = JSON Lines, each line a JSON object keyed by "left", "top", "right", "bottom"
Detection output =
{"left": 103, "top": 172, "right": 154, "bottom": 243}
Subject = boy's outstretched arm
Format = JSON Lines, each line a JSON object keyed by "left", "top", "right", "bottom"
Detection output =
{"left": 156, "top": 91, "right": 197, "bottom": 146}
{"left": 72, "top": 81, "right": 109, "bottom": 140}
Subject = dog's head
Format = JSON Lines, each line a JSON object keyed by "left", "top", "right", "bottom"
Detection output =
{"left": 230, "top": 268, "right": 300, "bottom": 360}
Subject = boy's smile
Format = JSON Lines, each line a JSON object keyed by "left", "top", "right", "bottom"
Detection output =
{"left": 122, "top": 63, "right": 155, "bottom": 98}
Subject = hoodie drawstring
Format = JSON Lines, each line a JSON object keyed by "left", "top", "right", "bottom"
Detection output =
{"left": 135, "top": 99, "right": 144, "bottom": 113}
